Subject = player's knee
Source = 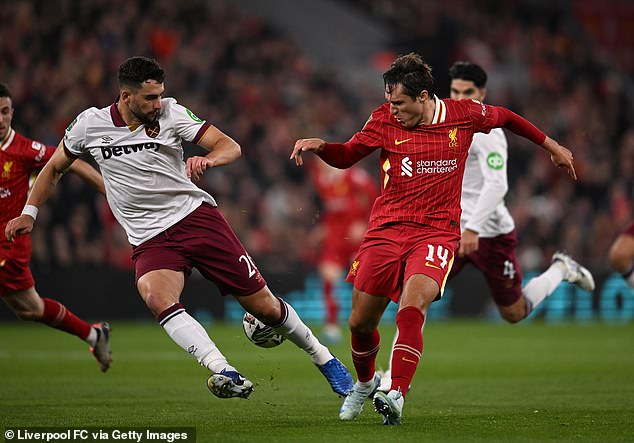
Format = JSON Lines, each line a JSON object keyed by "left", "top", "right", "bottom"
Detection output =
{"left": 499, "top": 305, "right": 526, "bottom": 324}
{"left": 348, "top": 317, "right": 375, "bottom": 336}
{"left": 608, "top": 243, "right": 631, "bottom": 273}
{"left": 12, "top": 305, "right": 41, "bottom": 321}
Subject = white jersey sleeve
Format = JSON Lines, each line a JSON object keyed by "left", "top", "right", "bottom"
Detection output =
{"left": 64, "top": 109, "right": 95, "bottom": 155}
{"left": 460, "top": 128, "right": 515, "bottom": 237}
{"left": 170, "top": 101, "right": 209, "bottom": 142}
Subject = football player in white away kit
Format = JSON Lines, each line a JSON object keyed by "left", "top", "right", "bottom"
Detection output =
{"left": 375, "top": 62, "right": 595, "bottom": 393}
{"left": 6, "top": 56, "right": 353, "bottom": 399}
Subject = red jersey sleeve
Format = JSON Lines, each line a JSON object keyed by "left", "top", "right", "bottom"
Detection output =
{"left": 318, "top": 109, "right": 383, "bottom": 169}
{"left": 464, "top": 99, "right": 546, "bottom": 145}
{"left": 30, "top": 141, "right": 57, "bottom": 169}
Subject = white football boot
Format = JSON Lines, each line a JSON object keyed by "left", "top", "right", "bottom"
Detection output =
{"left": 552, "top": 251, "right": 595, "bottom": 291}
{"left": 339, "top": 373, "right": 381, "bottom": 420}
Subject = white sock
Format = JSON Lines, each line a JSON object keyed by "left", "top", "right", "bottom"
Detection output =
{"left": 523, "top": 263, "right": 566, "bottom": 313}
{"left": 85, "top": 327, "right": 98, "bottom": 347}
{"left": 273, "top": 298, "right": 333, "bottom": 366}
{"left": 624, "top": 267, "right": 634, "bottom": 289}
{"left": 160, "top": 307, "right": 235, "bottom": 373}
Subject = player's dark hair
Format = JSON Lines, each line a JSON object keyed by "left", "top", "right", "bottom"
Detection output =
{"left": 448, "top": 61, "right": 487, "bottom": 88}
{"left": 383, "top": 53, "right": 435, "bottom": 99}
{"left": 118, "top": 56, "right": 165, "bottom": 91}
{"left": 0, "top": 82, "right": 12, "bottom": 99}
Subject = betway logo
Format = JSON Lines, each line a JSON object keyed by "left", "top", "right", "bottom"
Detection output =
{"left": 101, "top": 143, "right": 159, "bottom": 159}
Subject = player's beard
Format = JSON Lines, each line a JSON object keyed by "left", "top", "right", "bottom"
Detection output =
{"left": 131, "top": 107, "right": 159, "bottom": 125}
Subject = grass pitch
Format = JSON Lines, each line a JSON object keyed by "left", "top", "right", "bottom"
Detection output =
{"left": 1, "top": 320, "right": 633, "bottom": 442}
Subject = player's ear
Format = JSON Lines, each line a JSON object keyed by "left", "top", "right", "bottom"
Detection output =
{"left": 120, "top": 88, "right": 131, "bottom": 103}
{"left": 480, "top": 87, "right": 487, "bottom": 102}
{"left": 418, "top": 90, "right": 428, "bottom": 103}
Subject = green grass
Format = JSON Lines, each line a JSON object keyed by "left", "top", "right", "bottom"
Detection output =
{"left": 1, "top": 321, "right": 633, "bottom": 442}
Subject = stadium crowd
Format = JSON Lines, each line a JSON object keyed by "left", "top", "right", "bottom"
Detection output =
{"left": 1, "top": 0, "right": 631, "bottom": 278}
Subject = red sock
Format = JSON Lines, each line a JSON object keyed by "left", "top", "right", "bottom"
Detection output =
{"left": 41, "top": 298, "right": 92, "bottom": 340}
{"left": 324, "top": 280, "right": 338, "bottom": 325}
{"left": 351, "top": 328, "right": 380, "bottom": 382}
{"left": 391, "top": 307, "right": 425, "bottom": 397}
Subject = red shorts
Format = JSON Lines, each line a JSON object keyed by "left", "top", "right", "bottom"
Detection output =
{"left": 623, "top": 221, "right": 634, "bottom": 237}
{"left": 132, "top": 203, "right": 267, "bottom": 297}
{"left": 320, "top": 223, "right": 359, "bottom": 268}
{"left": 346, "top": 222, "right": 458, "bottom": 303}
{"left": 449, "top": 230, "right": 522, "bottom": 307}
{"left": 0, "top": 233, "right": 34, "bottom": 297}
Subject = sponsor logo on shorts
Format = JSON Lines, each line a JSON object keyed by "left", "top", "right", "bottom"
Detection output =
{"left": 100, "top": 142, "right": 160, "bottom": 159}
{"left": 425, "top": 262, "right": 441, "bottom": 270}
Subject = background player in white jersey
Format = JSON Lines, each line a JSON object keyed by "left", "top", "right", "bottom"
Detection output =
{"left": 6, "top": 56, "right": 353, "bottom": 400}
{"left": 377, "top": 61, "right": 595, "bottom": 392}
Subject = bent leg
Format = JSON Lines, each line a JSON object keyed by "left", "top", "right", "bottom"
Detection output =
{"left": 3, "top": 287, "right": 92, "bottom": 341}
{"left": 138, "top": 269, "right": 235, "bottom": 374}
{"left": 609, "top": 233, "right": 634, "bottom": 288}
{"left": 238, "top": 285, "right": 353, "bottom": 395}
{"left": 348, "top": 287, "right": 390, "bottom": 382}
{"left": 389, "top": 274, "right": 438, "bottom": 395}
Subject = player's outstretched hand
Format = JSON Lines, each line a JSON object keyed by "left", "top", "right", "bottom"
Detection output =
{"left": 186, "top": 156, "right": 214, "bottom": 182}
{"left": 290, "top": 138, "right": 326, "bottom": 166}
{"left": 544, "top": 137, "right": 577, "bottom": 180}
{"left": 5, "top": 215, "right": 35, "bottom": 242}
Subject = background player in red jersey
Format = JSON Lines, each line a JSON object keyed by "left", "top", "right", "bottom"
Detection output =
{"left": 0, "top": 82, "right": 111, "bottom": 371}
{"left": 310, "top": 161, "right": 378, "bottom": 343}
{"left": 609, "top": 221, "right": 634, "bottom": 289}
{"left": 291, "top": 53, "right": 581, "bottom": 425}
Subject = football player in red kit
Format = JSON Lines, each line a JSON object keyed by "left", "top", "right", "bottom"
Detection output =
{"left": 291, "top": 53, "right": 579, "bottom": 425}
{"left": 310, "top": 161, "right": 378, "bottom": 342}
{"left": 0, "top": 82, "right": 110, "bottom": 371}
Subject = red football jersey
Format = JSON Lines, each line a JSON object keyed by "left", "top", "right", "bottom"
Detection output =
{"left": 0, "top": 128, "right": 56, "bottom": 225}
{"left": 310, "top": 164, "right": 378, "bottom": 226}
{"left": 319, "top": 97, "right": 544, "bottom": 235}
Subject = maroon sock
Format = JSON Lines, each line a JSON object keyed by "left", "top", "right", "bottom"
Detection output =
{"left": 324, "top": 280, "right": 338, "bottom": 325}
{"left": 351, "top": 328, "right": 380, "bottom": 382}
{"left": 390, "top": 306, "right": 425, "bottom": 397}
{"left": 41, "top": 298, "right": 92, "bottom": 340}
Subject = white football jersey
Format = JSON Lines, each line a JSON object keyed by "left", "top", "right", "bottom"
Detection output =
{"left": 460, "top": 128, "right": 515, "bottom": 238}
{"left": 64, "top": 98, "right": 216, "bottom": 246}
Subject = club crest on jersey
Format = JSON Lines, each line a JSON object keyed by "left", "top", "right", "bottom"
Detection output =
{"left": 349, "top": 260, "right": 360, "bottom": 276}
{"left": 145, "top": 122, "right": 160, "bottom": 138}
{"left": 448, "top": 128, "right": 458, "bottom": 148}
{"left": 2, "top": 161, "right": 13, "bottom": 178}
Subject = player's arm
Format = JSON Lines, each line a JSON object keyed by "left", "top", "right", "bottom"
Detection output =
{"left": 486, "top": 105, "right": 577, "bottom": 180}
{"left": 67, "top": 159, "right": 105, "bottom": 195}
{"left": 459, "top": 137, "right": 508, "bottom": 257}
{"left": 5, "top": 142, "right": 75, "bottom": 242}
{"left": 186, "top": 125, "right": 241, "bottom": 182}
{"left": 291, "top": 138, "right": 374, "bottom": 168}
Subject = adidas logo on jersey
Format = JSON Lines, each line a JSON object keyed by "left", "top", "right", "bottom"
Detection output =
{"left": 100, "top": 142, "right": 159, "bottom": 159}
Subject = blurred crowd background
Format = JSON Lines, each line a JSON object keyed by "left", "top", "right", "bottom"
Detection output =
{"left": 2, "top": 0, "right": 632, "bottom": 287}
